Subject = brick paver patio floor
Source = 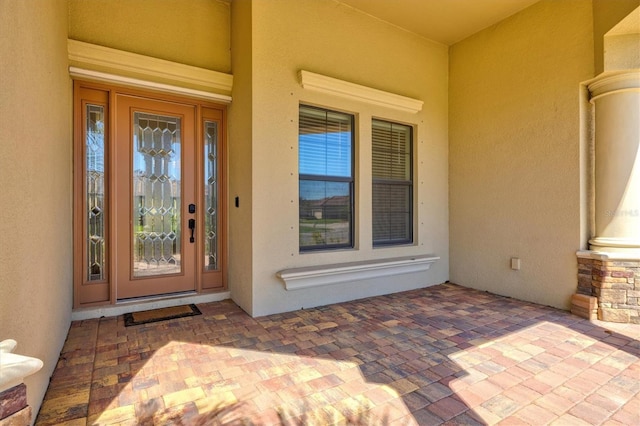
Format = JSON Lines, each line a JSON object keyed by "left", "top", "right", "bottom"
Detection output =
{"left": 36, "top": 283, "right": 639, "bottom": 425}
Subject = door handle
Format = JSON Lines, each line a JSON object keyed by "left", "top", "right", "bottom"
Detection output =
{"left": 188, "top": 219, "right": 195, "bottom": 243}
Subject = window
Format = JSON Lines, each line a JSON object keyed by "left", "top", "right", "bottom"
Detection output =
{"left": 299, "top": 105, "right": 354, "bottom": 251}
{"left": 372, "top": 119, "right": 413, "bottom": 246}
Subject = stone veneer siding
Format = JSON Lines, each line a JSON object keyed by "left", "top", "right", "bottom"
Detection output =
{"left": 577, "top": 254, "right": 640, "bottom": 323}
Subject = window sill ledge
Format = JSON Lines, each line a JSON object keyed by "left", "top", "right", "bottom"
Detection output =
{"left": 276, "top": 255, "right": 439, "bottom": 291}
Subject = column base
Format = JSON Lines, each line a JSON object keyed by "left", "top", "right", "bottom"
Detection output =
{"left": 576, "top": 250, "right": 640, "bottom": 324}
{"left": 589, "top": 237, "right": 640, "bottom": 253}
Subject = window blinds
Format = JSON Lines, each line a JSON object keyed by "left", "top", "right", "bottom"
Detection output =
{"left": 299, "top": 106, "right": 352, "bottom": 178}
{"left": 372, "top": 119, "right": 412, "bottom": 245}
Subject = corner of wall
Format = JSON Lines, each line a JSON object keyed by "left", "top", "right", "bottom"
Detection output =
{"left": 228, "top": 0, "right": 255, "bottom": 315}
{"left": 592, "top": 0, "right": 640, "bottom": 74}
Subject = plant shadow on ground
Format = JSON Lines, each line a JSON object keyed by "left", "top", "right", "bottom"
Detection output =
{"left": 137, "top": 398, "right": 388, "bottom": 425}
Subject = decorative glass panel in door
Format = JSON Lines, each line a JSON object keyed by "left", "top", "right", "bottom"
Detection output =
{"left": 86, "top": 104, "right": 106, "bottom": 281}
{"left": 132, "top": 113, "right": 182, "bottom": 277}
{"left": 200, "top": 107, "right": 224, "bottom": 290}
{"left": 204, "top": 121, "right": 218, "bottom": 271}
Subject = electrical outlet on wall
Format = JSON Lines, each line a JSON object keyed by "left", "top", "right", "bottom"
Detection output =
{"left": 511, "top": 257, "right": 521, "bottom": 270}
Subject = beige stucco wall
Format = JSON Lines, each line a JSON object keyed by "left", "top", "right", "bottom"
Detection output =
{"left": 593, "top": 0, "right": 640, "bottom": 74}
{"left": 68, "top": 0, "right": 231, "bottom": 73}
{"left": 604, "top": 6, "right": 640, "bottom": 71}
{"left": 0, "top": 0, "right": 72, "bottom": 418}
{"left": 228, "top": 0, "right": 254, "bottom": 314}
{"left": 605, "top": 33, "right": 640, "bottom": 70}
{"left": 246, "top": 0, "right": 449, "bottom": 316}
{"left": 449, "top": 0, "right": 595, "bottom": 310}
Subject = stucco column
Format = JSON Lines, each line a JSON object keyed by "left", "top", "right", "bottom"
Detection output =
{"left": 589, "top": 71, "right": 640, "bottom": 253}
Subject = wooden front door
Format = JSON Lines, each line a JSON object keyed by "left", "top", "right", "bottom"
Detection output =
{"left": 115, "top": 95, "right": 197, "bottom": 299}
{"left": 74, "top": 83, "right": 226, "bottom": 307}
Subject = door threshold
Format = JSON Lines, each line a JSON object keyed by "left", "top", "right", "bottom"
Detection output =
{"left": 71, "top": 290, "right": 231, "bottom": 321}
{"left": 117, "top": 291, "right": 199, "bottom": 305}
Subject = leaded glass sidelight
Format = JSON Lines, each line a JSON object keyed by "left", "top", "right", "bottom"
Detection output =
{"left": 86, "top": 105, "right": 106, "bottom": 281}
{"left": 204, "top": 121, "right": 218, "bottom": 271}
{"left": 132, "top": 112, "right": 182, "bottom": 277}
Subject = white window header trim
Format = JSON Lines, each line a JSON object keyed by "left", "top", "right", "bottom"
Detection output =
{"left": 299, "top": 70, "right": 423, "bottom": 113}
{"left": 68, "top": 39, "right": 232, "bottom": 102}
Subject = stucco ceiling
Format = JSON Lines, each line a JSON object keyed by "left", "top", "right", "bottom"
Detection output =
{"left": 337, "top": 0, "right": 541, "bottom": 45}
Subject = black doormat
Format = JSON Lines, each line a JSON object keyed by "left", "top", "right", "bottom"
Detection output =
{"left": 123, "top": 304, "right": 201, "bottom": 327}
